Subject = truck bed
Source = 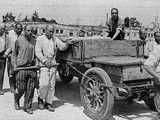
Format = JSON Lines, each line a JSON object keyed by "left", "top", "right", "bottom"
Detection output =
{"left": 88, "top": 56, "right": 152, "bottom": 83}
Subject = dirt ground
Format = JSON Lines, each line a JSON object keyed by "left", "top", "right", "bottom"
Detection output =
{"left": 0, "top": 67, "right": 158, "bottom": 120}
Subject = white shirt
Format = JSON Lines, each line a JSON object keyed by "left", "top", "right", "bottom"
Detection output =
{"left": 144, "top": 44, "right": 160, "bottom": 72}
{"left": 0, "top": 36, "right": 5, "bottom": 53}
{"left": 144, "top": 39, "right": 158, "bottom": 56}
{"left": 35, "top": 35, "right": 67, "bottom": 64}
{"left": 8, "top": 30, "right": 19, "bottom": 51}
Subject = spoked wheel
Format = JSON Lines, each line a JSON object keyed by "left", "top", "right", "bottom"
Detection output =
{"left": 57, "top": 63, "right": 73, "bottom": 84}
{"left": 80, "top": 67, "right": 114, "bottom": 120}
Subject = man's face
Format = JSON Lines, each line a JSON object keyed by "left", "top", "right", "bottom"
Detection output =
{"left": 111, "top": 9, "right": 118, "bottom": 20}
{"left": 25, "top": 26, "right": 32, "bottom": 39}
{"left": 15, "top": 24, "right": 23, "bottom": 35}
{"left": 46, "top": 27, "right": 54, "bottom": 39}
{"left": 155, "top": 32, "right": 160, "bottom": 44}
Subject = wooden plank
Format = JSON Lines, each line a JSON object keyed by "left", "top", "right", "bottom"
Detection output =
{"left": 89, "top": 56, "right": 143, "bottom": 66}
{"left": 84, "top": 39, "right": 142, "bottom": 58}
{"left": 71, "top": 38, "right": 143, "bottom": 59}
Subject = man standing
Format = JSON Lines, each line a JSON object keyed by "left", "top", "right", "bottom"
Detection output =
{"left": 0, "top": 26, "right": 8, "bottom": 95}
{"left": 144, "top": 31, "right": 160, "bottom": 120}
{"left": 106, "top": 8, "right": 124, "bottom": 40}
{"left": 35, "top": 25, "right": 68, "bottom": 112}
{"left": 12, "top": 25, "right": 37, "bottom": 114}
{"left": 7, "top": 23, "right": 23, "bottom": 93}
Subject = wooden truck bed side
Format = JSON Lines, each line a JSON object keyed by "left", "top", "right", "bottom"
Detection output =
{"left": 89, "top": 56, "right": 152, "bottom": 83}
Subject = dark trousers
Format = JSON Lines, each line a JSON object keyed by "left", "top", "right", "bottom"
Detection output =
{"left": 7, "top": 57, "right": 15, "bottom": 89}
{"left": 14, "top": 70, "right": 36, "bottom": 109}
{"left": 0, "top": 58, "right": 6, "bottom": 90}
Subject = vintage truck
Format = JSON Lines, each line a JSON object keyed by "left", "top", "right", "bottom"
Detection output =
{"left": 56, "top": 36, "right": 160, "bottom": 120}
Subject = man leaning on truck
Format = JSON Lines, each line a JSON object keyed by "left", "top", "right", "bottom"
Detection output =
{"left": 144, "top": 31, "right": 160, "bottom": 120}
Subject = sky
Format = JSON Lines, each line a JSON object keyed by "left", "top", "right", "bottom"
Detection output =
{"left": 0, "top": 0, "right": 160, "bottom": 26}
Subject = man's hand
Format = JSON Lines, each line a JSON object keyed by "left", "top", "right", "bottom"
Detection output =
{"left": 2, "top": 54, "right": 7, "bottom": 58}
{"left": 44, "top": 60, "right": 54, "bottom": 68}
{"left": 13, "top": 65, "right": 17, "bottom": 71}
{"left": 154, "top": 77, "right": 160, "bottom": 86}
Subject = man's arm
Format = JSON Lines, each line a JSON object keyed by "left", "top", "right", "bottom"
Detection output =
{"left": 11, "top": 40, "right": 19, "bottom": 70}
{"left": 111, "top": 29, "right": 121, "bottom": 40}
{"left": 3, "top": 34, "right": 11, "bottom": 57}
{"left": 144, "top": 52, "right": 160, "bottom": 84}
{"left": 35, "top": 37, "right": 48, "bottom": 64}
{"left": 144, "top": 65, "right": 160, "bottom": 83}
{"left": 55, "top": 37, "right": 68, "bottom": 51}
{"left": 111, "top": 18, "right": 124, "bottom": 40}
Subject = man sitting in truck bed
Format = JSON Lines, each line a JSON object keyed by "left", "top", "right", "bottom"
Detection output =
{"left": 105, "top": 8, "right": 125, "bottom": 40}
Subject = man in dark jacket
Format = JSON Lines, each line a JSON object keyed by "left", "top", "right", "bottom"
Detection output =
{"left": 12, "top": 25, "right": 37, "bottom": 114}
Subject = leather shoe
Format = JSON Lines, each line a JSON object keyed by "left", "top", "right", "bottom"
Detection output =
{"left": 0, "top": 90, "right": 4, "bottom": 95}
{"left": 38, "top": 103, "right": 45, "bottom": 110}
{"left": 45, "top": 103, "right": 55, "bottom": 112}
{"left": 14, "top": 95, "right": 20, "bottom": 110}
{"left": 24, "top": 109, "right": 33, "bottom": 114}
{"left": 38, "top": 97, "right": 45, "bottom": 110}
{"left": 14, "top": 103, "right": 20, "bottom": 110}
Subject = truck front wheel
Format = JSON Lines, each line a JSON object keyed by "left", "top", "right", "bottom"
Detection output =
{"left": 80, "top": 67, "right": 114, "bottom": 120}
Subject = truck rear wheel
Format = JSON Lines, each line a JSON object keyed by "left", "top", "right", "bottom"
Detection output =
{"left": 58, "top": 64, "right": 73, "bottom": 84}
{"left": 80, "top": 67, "right": 114, "bottom": 120}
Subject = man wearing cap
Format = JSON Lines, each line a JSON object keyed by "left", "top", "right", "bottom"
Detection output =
{"left": 35, "top": 25, "right": 68, "bottom": 112}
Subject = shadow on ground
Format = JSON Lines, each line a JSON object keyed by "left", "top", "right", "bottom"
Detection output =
{"left": 55, "top": 80, "right": 81, "bottom": 107}
{"left": 54, "top": 79, "right": 157, "bottom": 120}
{"left": 31, "top": 79, "right": 81, "bottom": 111}
{"left": 113, "top": 100, "right": 156, "bottom": 120}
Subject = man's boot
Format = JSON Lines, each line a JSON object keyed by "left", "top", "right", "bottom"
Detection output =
{"left": 45, "top": 102, "right": 55, "bottom": 112}
{"left": 0, "top": 90, "right": 4, "bottom": 95}
{"left": 38, "top": 97, "right": 45, "bottom": 110}
{"left": 14, "top": 94, "right": 20, "bottom": 110}
{"left": 24, "top": 108, "right": 33, "bottom": 114}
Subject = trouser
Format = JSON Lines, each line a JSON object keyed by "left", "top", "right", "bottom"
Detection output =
{"left": 39, "top": 67, "right": 57, "bottom": 104}
{"left": 7, "top": 57, "right": 15, "bottom": 89}
{"left": 0, "top": 58, "right": 6, "bottom": 90}
{"left": 14, "top": 70, "right": 36, "bottom": 109}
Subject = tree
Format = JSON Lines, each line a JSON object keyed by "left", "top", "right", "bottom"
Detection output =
{"left": 2, "top": 12, "right": 15, "bottom": 22}
{"left": 32, "top": 11, "right": 40, "bottom": 22}
{"left": 22, "top": 16, "right": 30, "bottom": 22}
{"left": 49, "top": 19, "right": 57, "bottom": 23}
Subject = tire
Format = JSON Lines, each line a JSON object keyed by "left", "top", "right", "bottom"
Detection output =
{"left": 80, "top": 67, "right": 114, "bottom": 120}
{"left": 145, "top": 92, "right": 160, "bottom": 112}
{"left": 58, "top": 64, "right": 73, "bottom": 84}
